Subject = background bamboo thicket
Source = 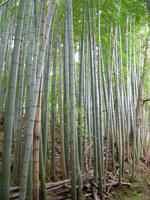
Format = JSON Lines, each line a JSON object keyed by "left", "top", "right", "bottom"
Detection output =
{"left": 0, "top": 0, "right": 150, "bottom": 200}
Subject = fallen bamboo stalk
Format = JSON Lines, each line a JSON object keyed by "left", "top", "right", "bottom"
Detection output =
{"left": 46, "top": 179, "right": 71, "bottom": 189}
{"left": 50, "top": 194, "right": 71, "bottom": 200}
{"left": 10, "top": 170, "right": 131, "bottom": 200}
{"left": 10, "top": 186, "right": 20, "bottom": 192}
{"left": 46, "top": 184, "right": 65, "bottom": 193}
{"left": 47, "top": 187, "right": 70, "bottom": 195}
{"left": 104, "top": 181, "right": 131, "bottom": 188}
{"left": 10, "top": 172, "right": 93, "bottom": 191}
{"left": 10, "top": 172, "right": 94, "bottom": 199}
{"left": 49, "top": 192, "right": 93, "bottom": 200}
{"left": 107, "top": 169, "right": 119, "bottom": 194}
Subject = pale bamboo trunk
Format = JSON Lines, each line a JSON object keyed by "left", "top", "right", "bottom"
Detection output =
{"left": 67, "top": 0, "right": 77, "bottom": 199}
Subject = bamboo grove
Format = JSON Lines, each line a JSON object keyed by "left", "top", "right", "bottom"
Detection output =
{"left": 0, "top": 0, "right": 150, "bottom": 199}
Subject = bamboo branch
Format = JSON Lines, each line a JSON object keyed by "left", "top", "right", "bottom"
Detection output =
{"left": 0, "top": 0, "right": 9, "bottom": 8}
{"left": 143, "top": 98, "right": 150, "bottom": 103}
{"left": 106, "top": 169, "right": 119, "bottom": 195}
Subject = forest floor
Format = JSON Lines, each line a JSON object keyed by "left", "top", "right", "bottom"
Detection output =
{"left": 110, "top": 162, "right": 150, "bottom": 200}
{"left": 50, "top": 133, "right": 150, "bottom": 200}
{"left": 0, "top": 120, "right": 150, "bottom": 200}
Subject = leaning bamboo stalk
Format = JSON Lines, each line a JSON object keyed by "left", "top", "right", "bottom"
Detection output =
{"left": 33, "top": 1, "right": 46, "bottom": 199}
{"left": 19, "top": 1, "right": 56, "bottom": 199}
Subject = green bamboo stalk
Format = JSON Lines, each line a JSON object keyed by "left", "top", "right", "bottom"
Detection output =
{"left": 51, "top": 0, "right": 62, "bottom": 180}
{"left": 115, "top": 27, "right": 122, "bottom": 184}
{"left": 64, "top": 0, "right": 70, "bottom": 178}
{"left": 0, "top": 0, "right": 13, "bottom": 123}
{"left": 67, "top": 0, "right": 77, "bottom": 198}
{"left": 97, "top": 3, "right": 104, "bottom": 197}
{"left": 0, "top": 1, "right": 26, "bottom": 199}
{"left": 42, "top": 14, "right": 54, "bottom": 168}
{"left": 39, "top": 130, "right": 47, "bottom": 200}
{"left": 87, "top": 2, "right": 98, "bottom": 182}
{"left": 13, "top": 0, "right": 31, "bottom": 185}
{"left": 58, "top": 24, "right": 66, "bottom": 179}
{"left": 77, "top": 0, "right": 86, "bottom": 170}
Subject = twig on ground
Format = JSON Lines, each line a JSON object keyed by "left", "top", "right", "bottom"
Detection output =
{"left": 107, "top": 169, "right": 119, "bottom": 195}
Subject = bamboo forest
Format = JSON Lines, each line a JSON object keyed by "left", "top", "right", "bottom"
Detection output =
{"left": 0, "top": 0, "right": 150, "bottom": 199}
